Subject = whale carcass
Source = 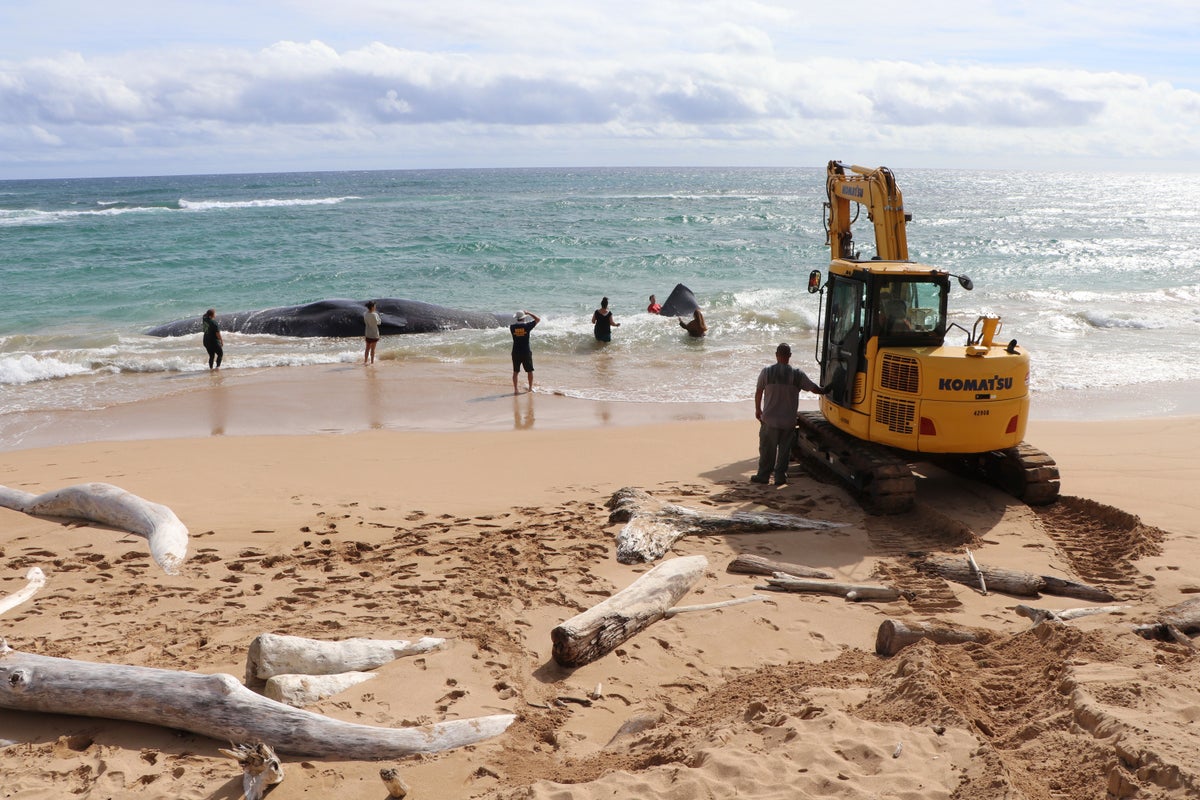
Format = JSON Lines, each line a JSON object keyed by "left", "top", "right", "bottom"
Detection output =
{"left": 146, "top": 298, "right": 510, "bottom": 338}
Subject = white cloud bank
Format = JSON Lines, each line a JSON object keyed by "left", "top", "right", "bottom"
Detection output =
{"left": 1, "top": 1, "right": 1198, "bottom": 177}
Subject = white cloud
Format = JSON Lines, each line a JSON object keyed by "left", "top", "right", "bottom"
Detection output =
{"left": 1, "top": 0, "right": 1198, "bottom": 176}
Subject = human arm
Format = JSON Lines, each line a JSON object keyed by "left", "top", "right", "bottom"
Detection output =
{"left": 754, "top": 384, "right": 764, "bottom": 421}
{"left": 797, "top": 371, "right": 827, "bottom": 395}
{"left": 522, "top": 310, "right": 541, "bottom": 324}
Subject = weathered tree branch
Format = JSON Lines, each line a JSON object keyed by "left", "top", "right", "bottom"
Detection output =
{"left": 0, "top": 483, "right": 187, "bottom": 575}
{"left": 551, "top": 555, "right": 707, "bottom": 667}
{"left": 607, "top": 487, "right": 844, "bottom": 564}
{"left": 1015, "top": 604, "right": 1131, "bottom": 625}
{"left": 758, "top": 574, "right": 904, "bottom": 602}
{"left": 915, "top": 554, "right": 1115, "bottom": 601}
{"left": 0, "top": 641, "right": 514, "bottom": 759}
{"left": 0, "top": 568, "right": 46, "bottom": 618}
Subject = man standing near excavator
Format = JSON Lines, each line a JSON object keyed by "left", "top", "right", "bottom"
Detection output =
{"left": 752, "top": 343, "right": 827, "bottom": 485}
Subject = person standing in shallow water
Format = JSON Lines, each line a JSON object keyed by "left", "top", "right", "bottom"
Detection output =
{"left": 592, "top": 297, "right": 619, "bottom": 342}
{"left": 202, "top": 309, "right": 223, "bottom": 370}
{"left": 510, "top": 310, "right": 541, "bottom": 394}
{"left": 363, "top": 301, "right": 381, "bottom": 364}
{"left": 681, "top": 308, "right": 707, "bottom": 337}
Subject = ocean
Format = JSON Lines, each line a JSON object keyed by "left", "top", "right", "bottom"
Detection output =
{"left": 3, "top": 166, "right": 1199, "bottom": 446}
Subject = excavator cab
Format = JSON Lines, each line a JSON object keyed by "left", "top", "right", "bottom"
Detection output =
{"left": 810, "top": 269, "right": 948, "bottom": 410}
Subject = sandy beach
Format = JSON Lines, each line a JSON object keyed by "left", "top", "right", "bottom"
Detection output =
{"left": 3, "top": 369, "right": 1200, "bottom": 799}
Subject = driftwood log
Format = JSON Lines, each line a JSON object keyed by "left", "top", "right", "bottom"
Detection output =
{"left": 246, "top": 633, "right": 446, "bottom": 681}
{"left": 0, "top": 482, "right": 187, "bottom": 574}
{"left": 0, "top": 640, "right": 514, "bottom": 759}
{"left": 758, "top": 574, "right": 904, "bottom": 602}
{"left": 551, "top": 555, "right": 707, "bottom": 667}
{"left": 264, "top": 671, "right": 377, "bottom": 708}
{"left": 0, "top": 567, "right": 46, "bottom": 618}
{"left": 1133, "top": 597, "right": 1200, "bottom": 645}
{"left": 607, "top": 487, "right": 844, "bottom": 564}
{"left": 875, "top": 618, "right": 996, "bottom": 656}
{"left": 727, "top": 553, "right": 833, "bottom": 580}
{"left": 916, "top": 554, "right": 1115, "bottom": 601}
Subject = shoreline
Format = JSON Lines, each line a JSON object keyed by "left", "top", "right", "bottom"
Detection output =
{"left": 5, "top": 358, "right": 1200, "bottom": 455}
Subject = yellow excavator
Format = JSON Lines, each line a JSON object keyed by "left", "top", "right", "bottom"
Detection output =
{"left": 797, "top": 161, "right": 1059, "bottom": 513}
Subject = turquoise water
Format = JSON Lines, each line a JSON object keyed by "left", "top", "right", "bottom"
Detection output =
{"left": 3, "top": 167, "right": 1200, "bottom": 424}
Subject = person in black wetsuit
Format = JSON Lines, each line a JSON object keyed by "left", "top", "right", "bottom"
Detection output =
{"left": 202, "top": 308, "right": 223, "bottom": 369}
{"left": 510, "top": 310, "right": 541, "bottom": 394}
{"left": 591, "top": 297, "right": 620, "bottom": 342}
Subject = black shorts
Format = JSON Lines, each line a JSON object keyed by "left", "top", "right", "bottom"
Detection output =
{"left": 512, "top": 352, "right": 534, "bottom": 373}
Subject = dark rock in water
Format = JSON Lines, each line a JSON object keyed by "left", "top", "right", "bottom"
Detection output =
{"left": 657, "top": 284, "right": 700, "bottom": 318}
{"left": 146, "top": 298, "right": 510, "bottom": 338}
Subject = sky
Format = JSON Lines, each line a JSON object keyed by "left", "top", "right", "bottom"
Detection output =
{"left": 1, "top": 0, "right": 1198, "bottom": 179}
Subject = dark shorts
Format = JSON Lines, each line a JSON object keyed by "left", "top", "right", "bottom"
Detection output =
{"left": 365, "top": 337, "right": 380, "bottom": 343}
{"left": 512, "top": 352, "right": 534, "bottom": 373}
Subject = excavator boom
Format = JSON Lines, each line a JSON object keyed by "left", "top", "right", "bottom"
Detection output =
{"left": 826, "top": 161, "right": 910, "bottom": 261}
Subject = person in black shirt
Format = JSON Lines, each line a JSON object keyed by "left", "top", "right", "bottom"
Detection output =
{"left": 202, "top": 309, "right": 223, "bottom": 370}
{"left": 592, "top": 297, "right": 620, "bottom": 342}
{"left": 510, "top": 310, "right": 541, "bottom": 394}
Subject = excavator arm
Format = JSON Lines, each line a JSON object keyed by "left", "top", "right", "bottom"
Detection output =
{"left": 825, "top": 161, "right": 911, "bottom": 261}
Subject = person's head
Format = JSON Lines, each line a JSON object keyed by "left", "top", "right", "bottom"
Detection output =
{"left": 776, "top": 342, "right": 792, "bottom": 362}
{"left": 366, "top": 301, "right": 376, "bottom": 311}
{"left": 514, "top": 311, "right": 525, "bottom": 323}
{"left": 649, "top": 294, "right": 656, "bottom": 303}
{"left": 204, "top": 309, "right": 215, "bottom": 319}
{"left": 601, "top": 297, "right": 609, "bottom": 309}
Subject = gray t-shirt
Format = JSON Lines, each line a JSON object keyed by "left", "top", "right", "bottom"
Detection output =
{"left": 756, "top": 362, "right": 821, "bottom": 429}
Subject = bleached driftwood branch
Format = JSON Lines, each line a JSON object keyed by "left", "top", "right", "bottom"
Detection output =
{"left": 1015, "top": 604, "right": 1131, "bottom": 625}
{"left": 757, "top": 573, "right": 904, "bottom": 602}
{"left": 607, "top": 487, "right": 844, "bottom": 564}
{"left": 0, "top": 568, "right": 46, "bottom": 618}
{"left": 551, "top": 555, "right": 707, "bottom": 667}
{"left": 0, "top": 641, "right": 514, "bottom": 759}
{"left": 246, "top": 633, "right": 447, "bottom": 681}
{"left": 915, "top": 554, "right": 1115, "bottom": 602}
{"left": 664, "top": 594, "right": 768, "bottom": 618}
{"left": 0, "top": 483, "right": 187, "bottom": 575}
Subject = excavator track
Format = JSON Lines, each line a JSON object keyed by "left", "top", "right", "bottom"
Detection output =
{"left": 794, "top": 413, "right": 1061, "bottom": 513}
{"left": 794, "top": 411, "right": 916, "bottom": 515}
{"left": 933, "top": 442, "right": 1061, "bottom": 506}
